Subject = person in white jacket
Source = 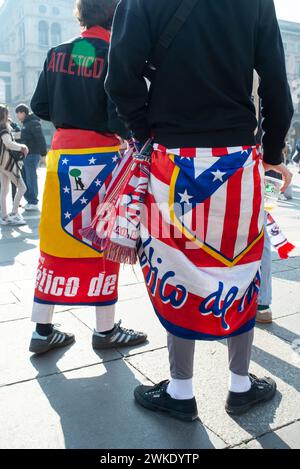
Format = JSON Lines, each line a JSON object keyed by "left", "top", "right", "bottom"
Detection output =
{"left": 0, "top": 104, "right": 28, "bottom": 226}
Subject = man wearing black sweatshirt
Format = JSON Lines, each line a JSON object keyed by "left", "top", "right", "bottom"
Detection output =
{"left": 106, "top": 0, "right": 293, "bottom": 420}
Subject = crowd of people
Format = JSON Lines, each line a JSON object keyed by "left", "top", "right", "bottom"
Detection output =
{"left": 0, "top": 103, "right": 47, "bottom": 226}
{"left": 0, "top": 0, "right": 298, "bottom": 422}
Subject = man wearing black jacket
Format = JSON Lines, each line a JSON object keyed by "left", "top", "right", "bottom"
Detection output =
{"left": 15, "top": 104, "right": 47, "bottom": 210}
{"left": 106, "top": 0, "right": 293, "bottom": 420}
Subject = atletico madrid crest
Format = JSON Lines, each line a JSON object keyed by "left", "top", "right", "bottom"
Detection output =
{"left": 58, "top": 151, "right": 120, "bottom": 251}
{"left": 169, "top": 147, "right": 264, "bottom": 267}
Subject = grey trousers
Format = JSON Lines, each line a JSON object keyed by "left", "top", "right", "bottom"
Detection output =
{"left": 168, "top": 328, "right": 254, "bottom": 379}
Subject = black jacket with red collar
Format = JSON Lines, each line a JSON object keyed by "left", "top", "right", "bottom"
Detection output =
{"left": 31, "top": 26, "right": 127, "bottom": 139}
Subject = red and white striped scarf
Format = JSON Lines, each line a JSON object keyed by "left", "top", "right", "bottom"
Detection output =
{"left": 80, "top": 140, "right": 152, "bottom": 264}
{"left": 266, "top": 212, "right": 295, "bottom": 259}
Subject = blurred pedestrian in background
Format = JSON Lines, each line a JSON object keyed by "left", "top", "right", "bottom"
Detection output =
{"left": 0, "top": 104, "right": 28, "bottom": 226}
{"left": 292, "top": 138, "right": 300, "bottom": 173}
{"left": 15, "top": 104, "right": 47, "bottom": 211}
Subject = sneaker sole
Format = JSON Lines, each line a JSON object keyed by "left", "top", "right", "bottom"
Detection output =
{"left": 256, "top": 318, "right": 273, "bottom": 324}
{"left": 7, "top": 222, "right": 27, "bottom": 226}
{"left": 29, "top": 336, "right": 75, "bottom": 354}
{"left": 225, "top": 384, "right": 277, "bottom": 415}
{"left": 134, "top": 389, "right": 198, "bottom": 422}
{"left": 92, "top": 335, "right": 147, "bottom": 350}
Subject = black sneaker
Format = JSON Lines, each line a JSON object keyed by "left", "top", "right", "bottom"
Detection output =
{"left": 225, "top": 374, "right": 277, "bottom": 415}
{"left": 134, "top": 380, "right": 198, "bottom": 422}
{"left": 92, "top": 320, "right": 147, "bottom": 350}
{"left": 29, "top": 327, "right": 75, "bottom": 354}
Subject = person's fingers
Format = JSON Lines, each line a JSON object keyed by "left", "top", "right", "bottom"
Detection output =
{"left": 263, "top": 162, "right": 293, "bottom": 193}
{"left": 281, "top": 170, "right": 293, "bottom": 193}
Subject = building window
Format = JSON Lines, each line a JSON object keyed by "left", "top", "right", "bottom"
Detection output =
{"left": 0, "top": 61, "right": 11, "bottom": 72}
{"left": 39, "top": 21, "right": 49, "bottom": 47}
{"left": 19, "top": 24, "right": 25, "bottom": 50}
{"left": 52, "top": 7, "right": 60, "bottom": 16}
{"left": 0, "top": 79, "right": 6, "bottom": 102}
{"left": 0, "top": 77, "right": 12, "bottom": 104}
{"left": 51, "top": 23, "right": 61, "bottom": 46}
{"left": 39, "top": 5, "right": 47, "bottom": 14}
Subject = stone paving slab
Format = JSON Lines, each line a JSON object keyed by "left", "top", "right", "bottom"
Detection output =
{"left": 245, "top": 421, "right": 300, "bottom": 449}
{"left": 127, "top": 327, "right": 300, "bottom": 447}
{"left": 119, "top": 266, "right": 145, "bottom": 286}
{"left": 0, "top": 284, "right": 19, "bottom": 305}
{"left": 0, "top": 261, "right": 36, "bottom": 283}
{"left": 257, "top": 313, "right": 300, "bottom": 345}
{"left": 0, "top": 312, "right": 121, "bottom": 387}
{"left": 271, "top": 261, "right": 297, "bottom": 274}
{"left": 279, "top": 256, "right": 300, "bottom": 270}
{"left": 0, "top": 360, "right": 225, "bottom": 449}
{"left": 272, "top": 269, "right": 300, "bottom": 282}
{"left": 0, "top": 303, "right": 32, "bottom": 322}
{"left": 0, "top": 298, "right": 81, "bottom": 320}
{"left": 0, "top": 242, "right": 39, "bottom": 265}
{"left": 271, "top": 278, "right": 300, "bottom": 319}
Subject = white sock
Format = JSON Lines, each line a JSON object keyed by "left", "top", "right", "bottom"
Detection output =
{"left": 167, "top": 378, "right": 194, "bottom": 400}
{"left": 95, "top": 305, "right": 116, "bottom": 334}
{"left": 229, "top": 372, "right": 251, "bottom": 393}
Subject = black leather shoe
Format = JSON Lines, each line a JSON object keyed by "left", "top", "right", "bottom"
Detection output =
{"left": 134, "top": 380, "right": 198, "bottom": 422}
{"left": 225, "top": 374, "right": 277, "bottom": 415}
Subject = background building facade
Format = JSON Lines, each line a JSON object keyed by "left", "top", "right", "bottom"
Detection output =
{"left": 279, "top": 20, "right": 300, "bottom": 146}
{"left": 0, "top": 0, "right": 78, "bottom": 143}
{"left": 0, "top": 2, "right": 300, "bottom": 147}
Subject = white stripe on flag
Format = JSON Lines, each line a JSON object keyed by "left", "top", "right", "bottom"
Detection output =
{"left": 205, "top": 180, "right": 228, "bottom": 252}
{"left": 257, "top": 161, "right": 265, "bottom": 233}
{"left": 65, "top": 220, "right": 74, "bottom": 236}
{"left": 81, "top": 202, "right": 92, "bottom": 246}
{"left": 141, "top": 227, "right": 260, "bottom": 301}
{"left": 98, "top": 183, "right": 107, "bottom": 204}
{"left": 148, "top": 173, "right": 173, "bottom": 225}
{"left": 234, "top": 162, "right": 255, "bottom": 258}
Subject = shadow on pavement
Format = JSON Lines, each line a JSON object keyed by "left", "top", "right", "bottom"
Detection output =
{"left": 219, "top": 335, "right": 299, "bottom": 393}
{"left": 256, "top": 321, "right": 300, "bottom": 345}
{"left": 227, "top": 390, "right": 284, "bottom": 448}
{"left": 0, "top": 224, "right": 39, "bottom": 265}
{"left": 253, "top": 428, "right": 293, "bottom": 449}
{"left": 30, "top": 347, "right": 217, "bottom": 449}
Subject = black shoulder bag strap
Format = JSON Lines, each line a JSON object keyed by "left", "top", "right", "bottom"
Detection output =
{"left": 146, "top": 0, "right": 199, "bottom": 77}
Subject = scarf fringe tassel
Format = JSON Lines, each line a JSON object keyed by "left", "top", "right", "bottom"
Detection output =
{"left": 79, "top": 227, "right": 106, "bottom": 249}
{"left": 105, "top": 241, "right": 137, "bottom": 265}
